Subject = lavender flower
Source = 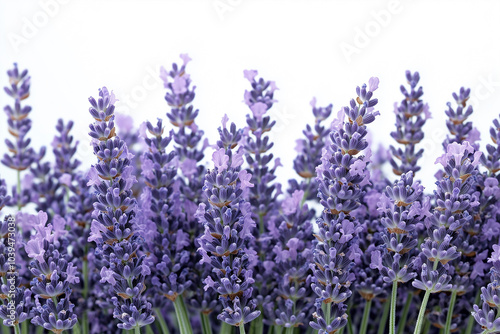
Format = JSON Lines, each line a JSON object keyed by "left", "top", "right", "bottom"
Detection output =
{"left": 197, "top": 119, "right": 260, "bottom": 330}
{"left": 390, "top": 71, "right": 430, "bottom": 176}
{"left": 24, "top": 212, "right": 78, "bottom": 333}
{"left": 442, "top": 87, "right": 479, "bottom": 149}
{"left": 413, "top": 141, "right": 481, "bottom": 334}
{"left": 2, "top": 63, "right": 45, "bottom": 209}
{"left": 87, "top": 87, "right": 154, "bottom": 330}
{"left": 289, "top": 97, "right": 333, "bottom": 202}
{"left": 472, "top": 244, "right": 500, "bottom": 333}
{"left": 310, "top": 78, "right": 380, "bottom": 333}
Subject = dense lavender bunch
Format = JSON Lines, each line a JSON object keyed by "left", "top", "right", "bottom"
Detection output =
{"left": 87, "top": 87, "right": 154, "bottom": 330}
{"left": 372, "top": 171, "right": 429, "bottom": 333}
{"left": 24, "top": 212, "right": 78, "bottom": 332}
{"left": 472, "top": 244, "right": 500, "bottom": 333}
{"left": 267, "top": 190, "right": 315, "bottom": 329}
{"left": 412, "top": 141, "right": 482, "bottom": 333}
{"left": 0, "top": 183, "right": 33, "bottom": 329}
{"left": 141, "top": 117, "right": 196, "bottom": 331}
{"left": 2, "top": 63, "right": 45, "bottom": 209}
{"left": 442, "top": 87, "right": 479, "bottom": 149}
{"left": 389, "top": 71, "right": 430, "bottom": 176}
{"left": 160, "top": 55, "right": 218, "bottom": 324}
{"left": 197, "top": 119, "right": 260, "bottom": 328}
{"left": 309, "top": 78, "right": 380, "bottom": 333}
{"left": 289, "top": 98, "right": 333, "bottom": 202}
{"left": 31, "top": 119, "right": 80, "bottom": 216}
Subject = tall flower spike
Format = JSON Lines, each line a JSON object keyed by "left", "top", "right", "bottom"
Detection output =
{"left": 310, "top": 77, "right": 380, "bottom": 333}
{"left": 412, "top": 141, "right": 481, "bottom": 334}
{"left": 2, "top": 63, "right": 45, "bottom": 209}
{"left": 289, "top": 97, "right": 333, "bottom": 203}
{"left": 197, "top": 117, "right": 260, "bottom": 330}
{"left": 241, "top": 70, "right": 283, "bottom": 327}
{"left": 87, "top": 87, "right": 154, "bottom": 330}
{"left": 390, "top": 70, "right": 430, "bottom": 176}
{"left": 161, "top": 54, "right": 216, "bottom": 326}
{"left": 442, "top": 87, "right": 479, "bottom": 149}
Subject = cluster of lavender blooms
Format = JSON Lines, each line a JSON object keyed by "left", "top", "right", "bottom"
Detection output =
{"left": 2, "top": 59, "right": 500, "bottom": 334}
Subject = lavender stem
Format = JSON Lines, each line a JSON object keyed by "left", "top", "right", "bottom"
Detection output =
{"left": 154, "top": 309, "right": 170, "bottom": 334}
{"left": 413, "top": 290, "right": 431, "bottom": 334}
{"left": 378, "top": 301, "right": 391, "bottom": 334}
{"left": 397, "top": 293, "right": 414, "bottom": 334}
{"left": 464, "top": 290, "right": 481, "bottom": 334}
{"left": 390, "top": 281, "right": 398, "bottom": 334}
{"left": 200, "top": 313, "right": 212, "bottom": 334}
{"left": 239, "top": 323, "right": 246, "bottom": 334}
{"left": 360, "top": 299, "right": 372, "bottom": 334}
{"left": 14, "top": 324, "right": 19, "bottom": 334}
{"left": 173, "top": 296, "right": 193, "bottom": 334}
{"left": 444, "top": 290, "right": 457, "bottom": 333}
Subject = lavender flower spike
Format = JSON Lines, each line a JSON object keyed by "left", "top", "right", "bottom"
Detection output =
{"left": 472, "top": 244, "right": 500, "bottom": 333}
{"left": 87, "top": 87, "right": 154, "bottom": 331}
{"left": 2, "top": 63, "right": 45, "bottom": 209}
{"left": 197, "top": 118, "right": 260, "bottom": 331}
{"left": 310, "top": 78, "right": 380, "bottom": 333}
{"left": 389, "top": 70, "right": 430, "bottom": 176}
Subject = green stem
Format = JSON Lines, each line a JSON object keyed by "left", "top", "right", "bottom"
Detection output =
{"left": 154, "top": 308, "right": 170, "bottom": 334}
{"left": 239, "top": 323, "right": 246, "bottom": 334}
{"left": 444, "top": 290, "right": 458, "bottom": 334}
{"left": 14, "top": 324, "right": 20, "bottom": 334}
{"left": 390, "top": 282, "right": 398, "bottom": 334}
{"left": 135, "top": 327, "right": 140, "bottom": 334}
{"left": 464, "top": 290, "right": 481, "bottom": 334}
{"left": 145, "top": 326, "right": 154, "bottom": 334}
{"left": 359, "top": 299, "right": 372, "bottom": 334}
{"left": 220, "top": 322, "right": 232, "bottom": 334}
{"left": 83, "top": 310, "right": 89, "bottom": 334}
{"left": 397, "top": 292, "right": 414, "bottom": 334}
{"left": 273, "top": 326, "right": 282, "bottom": 334}
{"left": 201, "top": 313, "right": 213, "bottom": 334}
{"left": 173, "top": 296, "right": 193, "bottom": 334}
{"left": 378, "top": 300, "right": 391, "bottom": 334}
{"left": 347, "top": 306, "right": 353, "bottom": 334}
{"left": 285, "top": 327, "right": 294, "bottom": 334}
{"left": 324, "top": 303, "right": 331, "bottom": 326}
{"left": 21, "top": 322, "right": 27, "bottom": 334}
{"left": 36, "top": 326, "right": 43, "bottom": 334}
{"left": 422, "top": 319, "right": 431, "bottom": 334}
{"left": 73, "top": 322, "right": 82, "bottom": 334}
{"left": 252, "top": 311, "right": 263, "bottom": 334}
{"left": 1, "top": 325, "right": 8, "bottom": 334}
{"left": 413, "top": 290, "right": 431, "bottom": 334}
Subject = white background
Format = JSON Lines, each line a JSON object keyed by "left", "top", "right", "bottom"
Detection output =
{"left": 1, "top": 0, "right": 499, "bottom": 194}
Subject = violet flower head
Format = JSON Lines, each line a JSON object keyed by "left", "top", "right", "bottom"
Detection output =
{"left": 481, "top": 113, "right": 500, "bottom": 176}
{"left": 197, "top": 118, "right": 260, "bottom": 326}
{"left": 25, "top": 213, "right": 78, "bottom": 332}
{"left": 87, "top": 87, "right": 154, "bottom": 330}
{"left": 289, "top": 97, "right": 333, "bottom": 202}
{"left": 310, "top": 78, "right": 380, "bottom": 332}
{"left": 443, "top": 87, "right": 478, "bottom": 149}
{"left": 390, "top": 70, "right": 430, "bottom": 176}
{"left": 2, "top": 63, "right": 45, "bottom": 208}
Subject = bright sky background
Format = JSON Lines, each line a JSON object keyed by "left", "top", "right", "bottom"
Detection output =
{"left": 0, "top": 0, "right": 499, "bottom": 194}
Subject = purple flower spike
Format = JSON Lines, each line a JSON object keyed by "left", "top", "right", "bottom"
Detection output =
{"left": 389, "top": 70, "right": 430, "bottom": 176}
{"left": 2, "top": 63, "right": 45, "bottom": 209}
{"left": 197, "top": 118, "right": 260, "bottom": 326}
{"left": 443, "top": 87, "right": 478, "bottom": 149}
{"left": 87, "top": 87, "right": 154, "bottom": 330}
{"left": 310, "top": 78, "right": 380, "bottom": 331}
